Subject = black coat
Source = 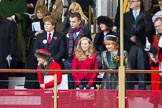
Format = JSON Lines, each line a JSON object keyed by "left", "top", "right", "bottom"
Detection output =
{"left": 149, "top": 6, "right": 161, "bottom": 15}
{"left": 124, "top": 9, "right": 155, "bottom": 52}
{"left": 27, "top": 18, "right": 44, "bottom": 69}
{"left": 0, "top": 17, "right": 16, "bottom": 88}
{"left": 94, "top": 31, "right": 114, "bottom": 53}
{"left": 34, "top": 31, "right": 66, "bottom": 63}
{"left": 27, "top": 0, "right": 37, "bottom": 14}
{"left": 0, "top": 17, "right": 16, "bottom": 68}
{"left": 76, "top": 0, "right": 95, "bottom": 17}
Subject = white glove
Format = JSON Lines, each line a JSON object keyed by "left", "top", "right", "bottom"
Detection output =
{"left": 6, "top": 54, "right": 12, "bottom": 68}
{"left": 145, "top": 37, "right": 151, "bottom": 51}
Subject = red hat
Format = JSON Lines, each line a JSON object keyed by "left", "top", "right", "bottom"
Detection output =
{"left": 34, "top": 48, "right": 51, "bottom": 60}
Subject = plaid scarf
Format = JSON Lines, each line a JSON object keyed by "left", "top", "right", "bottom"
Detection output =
{"left": 67, "top": 23, "right": 85, "bottom": 57}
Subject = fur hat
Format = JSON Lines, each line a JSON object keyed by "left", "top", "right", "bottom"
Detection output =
{"left": 35, "top": 49, "right": 51, "bottom": 60}
{"left": 97, "top": 16, "right": 113, "bottom": 28}
{"left": 104, "top": 35, "right": 119, "bottom": 43}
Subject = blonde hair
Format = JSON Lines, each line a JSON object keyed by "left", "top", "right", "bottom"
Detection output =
{"left": 104, "top": 40, "right": 119, "bottom": 50}
{"left": 35, "top": 5, "right": 48, "bottom": 18}
{"left": 68, "top": 2, "right": 88, "bottom": 24}
{"left": 75, "top": 37, "right": 95, "bottom": 61}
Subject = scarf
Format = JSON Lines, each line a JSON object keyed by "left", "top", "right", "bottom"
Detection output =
{"left": 67, "top": 23, "right": 85, "bottom": 58}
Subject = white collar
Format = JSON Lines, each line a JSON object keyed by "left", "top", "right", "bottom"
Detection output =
{"left": 47, "top": 31, "right": 54, "bottom": 38}
{"left": 133, "top": 8, "right": 140, "bottom": 14}
{"left": 158, "top": 36, "right": 162, "bottom": 47}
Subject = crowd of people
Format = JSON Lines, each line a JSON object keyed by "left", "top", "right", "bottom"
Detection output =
{"left": 0, "top": 0, "right": 162, "bottom": 90}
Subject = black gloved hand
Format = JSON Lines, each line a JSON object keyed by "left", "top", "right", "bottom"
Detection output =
{"left": 86, "top": 84, "right": 91, "bottom": 89}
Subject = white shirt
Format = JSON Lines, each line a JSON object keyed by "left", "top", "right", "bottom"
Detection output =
{"left": 158, "top": 36, "right": 162, "bottom": 48}
{"left": 47, "top": 31, "right": 54, "bottom": 40}
{"left": 133, "top": 9, "right": 140, "bottom": 19}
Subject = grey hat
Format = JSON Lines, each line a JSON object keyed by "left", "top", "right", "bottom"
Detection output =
{"left": 104, "top": 35, "right": 119, "bottom": 43}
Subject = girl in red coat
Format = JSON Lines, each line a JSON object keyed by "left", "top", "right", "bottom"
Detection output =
{"left": 72, "top": 36, "right": 98, "bottom": 89}
{"left": 35, "top": 48, "right": 62, "bottom": 89}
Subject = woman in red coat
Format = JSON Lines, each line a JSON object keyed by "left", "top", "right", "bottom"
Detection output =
{"left": 72, "top": 36, "right": 98, "bottom": 89}
{"left": 35, "top": 48, "right": 62, "bottom": 89}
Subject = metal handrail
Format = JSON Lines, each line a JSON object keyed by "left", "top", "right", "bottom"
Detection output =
{"left": 0, "top": 69, "right": 161, "bottom": 73}
{"left": 0, "top": 68, "right": 161, "bottom": 108}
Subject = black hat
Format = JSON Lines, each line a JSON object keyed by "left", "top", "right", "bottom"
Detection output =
{"left": 104, "top": 35, "right": 119, "bottom": 43}
{"left": 148, "top": 45, "right": 158, "bottom": 55}
{"left": 35, "top": 49, "right": 51, "bottom": 60}
{"left": 97, "top": 16, "right": 113, "bottom": 28}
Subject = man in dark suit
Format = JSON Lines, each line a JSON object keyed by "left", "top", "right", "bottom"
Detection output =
{"left": 124, "top": 0, "right": 155, "bottom": 90}
{"left": 0, "top": 16, "right": 16, "bottom": 88}
{"left": 34, "top": 15, "right": 65, "bottom": 66}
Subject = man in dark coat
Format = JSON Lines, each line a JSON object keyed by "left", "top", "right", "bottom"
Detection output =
{"left": 0, "top": 16, "right": 16, "bottom": 88}
{"left": 124, "top": 0, "right": 155, "bottom": 90}
{"left": 0, "top": 0, "right": 27, "bottom": 68}
{"left": 34, "top": 15, "right": 65, "bottom": 66}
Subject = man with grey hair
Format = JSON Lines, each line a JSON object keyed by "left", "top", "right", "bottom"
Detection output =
{"left": 151, "top": 17, "right": 162, "bottom": 90}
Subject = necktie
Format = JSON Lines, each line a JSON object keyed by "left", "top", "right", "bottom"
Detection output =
{"left": 47, "top": 33, "right": 51, "bottom": 44}
{"left": 73, "top": 32, "right": 77, "bottom": 40}
{"left": 133, "top": 11, "right": 138, "bottom": 20}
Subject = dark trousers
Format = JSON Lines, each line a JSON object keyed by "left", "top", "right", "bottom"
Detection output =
{"left": 24, "top": 73, "right": 40, "bottom": 89}
{"left": 127, "top": 46, "right": 148, "bottom": 90}
{"left": 0, "top": 73, "right": 9, "bottom": 89}
{"left": 127, "top": 73, "right": 145, "bottom": 90}
{"left": 63, "top": 59, "right": 75, "bottom": 89}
